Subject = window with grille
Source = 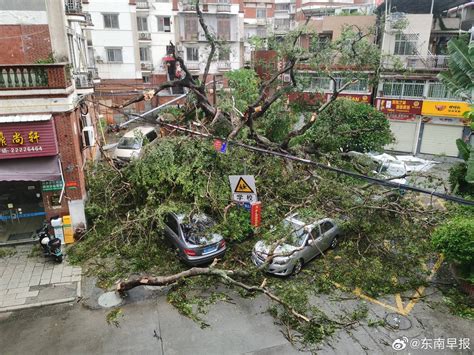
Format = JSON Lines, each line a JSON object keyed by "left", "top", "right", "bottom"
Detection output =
{"left": 335, "top": 76, "right": 369, "bottom": 92}
{"left": 139, "top": 47, "right": 151, "bottom": 62}
{"left": 137, "top": 17, "right": 148, "bottom": 31}
{"left": 217, "top": 18, "right": 231, "bottom": 41}
{"left": 427, "top": 82, "right": 460, "bottom": 100}
{"left": 157, "top": 16, "right": 171, "bottom": 32}
{"left": 382, "top": 80, "right": 425, "bottom": 98}
{"left": 275, "top": 3, "right": 290, "bottom": 10}
{"left": 310, "top": 33, "right": 332, "bottom": 52}
{"left": 311, "top": 77, "right": 331, "bottom": 91}
{"left": 256, "top": 28, "right": 266, "bottom": 37}
{"left": 106, "top": 48, "right": 123, "bottom": 62}
{"left": 256, "top": 8, "right": 266, "bottom": 18}
{"left": 394, "top": 33, "right": 418, "bottom": 55}
{"left": 186, "top": 47, "right": 199, "bottom": 61}
{"left": 103, "top": 13, "right": 119, "bottom": 29}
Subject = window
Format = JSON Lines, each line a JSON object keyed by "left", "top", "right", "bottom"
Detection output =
{"left": 157, "top": 16, "right": 171, "bottom": 32}
{"left": 256, "top": 8, "right": 266, "bottom": 18}
{"left": 166, "top": 45, "right": 174, "bottom": 55}
{"left": 274, "top": 19, "right": 290, "bottom": 30}
{"left": 256, "top": 27, "right": 266, "bottom": 38}
{"left": 106, "top": 48, "right": 123, "bottom": 63}
{"left": 382, "top": 80, "right": 425, "bottom": 98}
{"left": 186, "top": 47, "right": 199, "bottom": 61}
{"left": 139, "top": 47, "right": 151, "bottom": 62}
{"left": 103, "top": 13, "right": 119, "bottom": 29}
{"left": 320, "top": 221, "right": 333, "bottom": 234}
{"left": 310, "top": 33, "right": 332, "bottom": 52}
{"left": 335, "top": 76, "right": 369, "bottom": 92}
{"left": 310, "top": 77, "right": 331, "bottom": 91}
{"left": 137, "top": 17, "right": 148, "bottom": 31}
{"left": 142, "top": 75, "right": 150, "bottom": 83}
{"left": 165, "top": 214, "right": 180, "bottom": 235}
{"left": 394, "top": 33, "right": 418, "bottom": 55}
{"left": 275, "top": 3, "right": 290, "bottom": 10}
{"left": 218, "top": 49, "right": 230, "bottom": 61}
{"left": 145, "top": 130, "right": 158, "bottom": 143}
{"left": 184, "top": 16, "right": 199, "bottom": 40}
{"left": 311, "top": 226, "right": 321, "bottom": 239}
{"left": 427, "top": 81, "right": 460, "bottom": 100}
{"left": 217, "top": 18, "right": 231, "bottom": 41}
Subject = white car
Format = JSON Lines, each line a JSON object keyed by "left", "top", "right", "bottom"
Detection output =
{"left": 114, "top": 126, "right": 158, "bottom": 161}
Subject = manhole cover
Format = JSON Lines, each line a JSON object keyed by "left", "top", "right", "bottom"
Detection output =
{"left": 385, "top": 313, "right": 412, "bottom": 330}
{"left": 98, "top": 292, "right": 123, "bottom": 308}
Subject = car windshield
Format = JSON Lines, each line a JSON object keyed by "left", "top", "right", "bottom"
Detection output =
{"left": 284, "top": 220, "right": 307, "bottom": 247}
{"left": 117, "top": 137, "right": 141, "bottom": 150}
{"left": 182, "top": 214, "right": 215, "bottom": 245}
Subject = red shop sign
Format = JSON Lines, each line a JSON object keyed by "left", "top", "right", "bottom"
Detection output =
{"left": 0, "top": 119, "right": 58, "bottom": 160}
{"left": 377, "top": 99, "right": 422, "bottom": 115}
{"left": 325, "top": 93, "right": 371, "bottom": 103}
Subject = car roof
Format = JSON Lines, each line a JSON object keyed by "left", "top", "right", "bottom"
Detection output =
{"left": 285, "top": 214, "right": 335, "bottom": 230}
{"left": 122, "top": 126, "right": 155, "bottom": 138}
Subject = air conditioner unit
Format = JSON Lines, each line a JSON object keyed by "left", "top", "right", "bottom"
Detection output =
{"left": 95, "top": 56, "right": 104, "bottom": 64}
{"left": 82, "top": 126, "right": 95, "bottom": 147}
{"left": 282, "top": 74, "right": 291, "bottom": 83}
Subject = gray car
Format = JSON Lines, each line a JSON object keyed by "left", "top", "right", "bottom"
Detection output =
{"left": 251, "top": 214, "right": 341, "bottom": 276}
{"left": 163, "top": 213, "right": 226, "bottom": 266}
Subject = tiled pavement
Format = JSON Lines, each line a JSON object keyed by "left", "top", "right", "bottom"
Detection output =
{"left": 0, "top": 245, "right": 81, "bottom": 310}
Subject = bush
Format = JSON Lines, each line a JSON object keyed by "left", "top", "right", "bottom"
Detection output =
{"left": 432, "top": 217, "right": 474, "bottom": 282}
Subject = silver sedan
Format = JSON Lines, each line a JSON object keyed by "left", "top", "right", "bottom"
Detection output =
{"left": 251, "top": 214, "right": 341, "bottom": 276}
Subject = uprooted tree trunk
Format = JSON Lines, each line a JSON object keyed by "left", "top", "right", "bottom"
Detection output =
{"left": 116, "top": 263, "right": 310, "bottom": 323}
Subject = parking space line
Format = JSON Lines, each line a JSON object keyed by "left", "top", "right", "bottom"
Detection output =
{"left": 330, "top": 255, "right": 444, "bottom": 316}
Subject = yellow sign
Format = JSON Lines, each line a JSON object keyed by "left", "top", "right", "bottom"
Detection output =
{"left": 235, "top": 177, "right": 254, "bottom": 193}
{"left": 422, "top": 101, "right": 471, "bottom": 118}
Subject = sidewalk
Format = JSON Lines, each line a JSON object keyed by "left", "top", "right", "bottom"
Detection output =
{"left": 0, "top": 245, "right": 81, "bottom": 311}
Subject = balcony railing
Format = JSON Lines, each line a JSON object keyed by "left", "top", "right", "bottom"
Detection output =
{"left": 136, "top": 1, "right": 150, "bottom": 9}
{"left": 406, "top": 55, "right": 449, "bottom": 70}
{"left": 256, "top": 18, "right": 267, "bottom": 25}
{"left": 182, "top": 4, "right": 196, "bottom": 11}
{"left": 217, "top": 61, "right": 231, "bottom": 70}
{"left": 141, "top": 62, "right": 154, "bottom": 71}
{"left": 0, "top": 64, "right": 70, "bottom": 90}
{"left": 138, "top": 32, "right": 152, "bottom": 41}
{"left": 217, "top": 4, "right": 231, "bottom": 12}
{"left": 65, "top": 0, "right": 83, "bottom": 14}
{"left": 75, "top": 72, "right": 94, "bottom": 89}
{"left": 186, "top": 62, "right": 200, "bottom": 70}
{"left": 384, "top": 55, "right": 450, "bottom": 70}
{"left": 84, "top": 12, "right": 94, "bottom": 26}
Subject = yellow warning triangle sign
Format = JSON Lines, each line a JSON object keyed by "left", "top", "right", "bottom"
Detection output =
{"left": 235, "top": 177, "right": 254, "bottom": 193}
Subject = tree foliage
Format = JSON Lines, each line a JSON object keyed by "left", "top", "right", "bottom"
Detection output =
{"left": 295, "top": 99, "right": 393, "bottom": 153}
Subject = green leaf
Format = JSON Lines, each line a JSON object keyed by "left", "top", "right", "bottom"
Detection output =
{"left": 456, "top": 139, "right": 471, "bottom": 161}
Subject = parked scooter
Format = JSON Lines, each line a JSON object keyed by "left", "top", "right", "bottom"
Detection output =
{"left": 36, "top": 220, "right": 63, "bottom": 263}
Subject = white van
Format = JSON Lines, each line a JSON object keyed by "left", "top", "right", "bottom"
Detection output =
{"left": 113, "top": 126, "right": 158, "bottom": 161}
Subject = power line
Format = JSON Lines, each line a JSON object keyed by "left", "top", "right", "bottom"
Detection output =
{"left": 85, "top": 98, "right": 474, "bottom": 207}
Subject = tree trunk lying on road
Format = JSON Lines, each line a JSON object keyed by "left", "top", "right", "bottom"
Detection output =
{"left": 116, "top": 263, "right": 310, "bottom": 323}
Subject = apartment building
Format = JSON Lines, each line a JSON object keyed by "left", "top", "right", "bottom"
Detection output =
{"left": 0, "top": 0, "right": 99, "bottom": 243}
{"left": 377, "top": 0, "right": 472, "bottom": 157}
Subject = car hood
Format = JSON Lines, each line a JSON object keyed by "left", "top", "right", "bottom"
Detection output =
{"left": 254, "top": 240, "right": 298, "bottom": 257}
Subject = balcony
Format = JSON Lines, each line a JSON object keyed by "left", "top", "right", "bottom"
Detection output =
{"left": 181, "top": 3, "right": 196, "bottom": 11}
{"left": 136, "top": 1, "right": 149, "bottom": 10}
{"left": 186, "top": 62, "right": 200, "bottom": 71}
{"left": 217, "top": 4, "right": 231, "bottom": 12}
{"left": 141, "top": 62, "right": 154, "bottom": 71}
{"left": 217, "top": 61, "right": 231, "bottom": 71}
{"left": 383, "top": 55, "right": 450, "bottom": 71}
{"left": 0, "top": 64, "right": 71, "bottom": 90}
{"left": 183, "top": 33, "right": 199, "bottom": 41}
{"left": 65, "top": 0, "right": 86, "bottom": 21}
{"left": 138, "top": 32, "right": 152, "bottom": 41}
{"left": 74, "top": 72, "right": 94, "bottom": 89}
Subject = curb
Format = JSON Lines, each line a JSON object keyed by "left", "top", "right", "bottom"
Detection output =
{"left": 0, "top": 296, "right": 76, "bottom": 313}
{"left": 0, "top": 276, "right": 82, "bottom": 313}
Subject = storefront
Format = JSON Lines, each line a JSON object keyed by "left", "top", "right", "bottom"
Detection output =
{"left": 377, "top": 98, "right": 423, "bottom": 154}
{"left": 0, "top": 115, "right": 63, "bottom": 244}
{"left": 325, "top": 93, "right": 372, "bottom": 104}
{"left": 419, "top": 101, "right": 470, "bottom": 157}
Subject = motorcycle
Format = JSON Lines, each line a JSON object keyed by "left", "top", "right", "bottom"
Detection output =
{"left": 36, "top": 221, "right": 63, "bottom": 263}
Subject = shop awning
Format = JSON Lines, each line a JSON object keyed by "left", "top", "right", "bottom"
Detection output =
{"left": 0, "top": 156, "right": 61, "bottom": 181}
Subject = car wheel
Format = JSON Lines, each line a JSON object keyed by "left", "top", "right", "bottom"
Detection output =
{"left": 330, "top": 237, "right": 338, "bottom": 249}
{"left": 292, "top": 259, "right": 304, "bottom": 275}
